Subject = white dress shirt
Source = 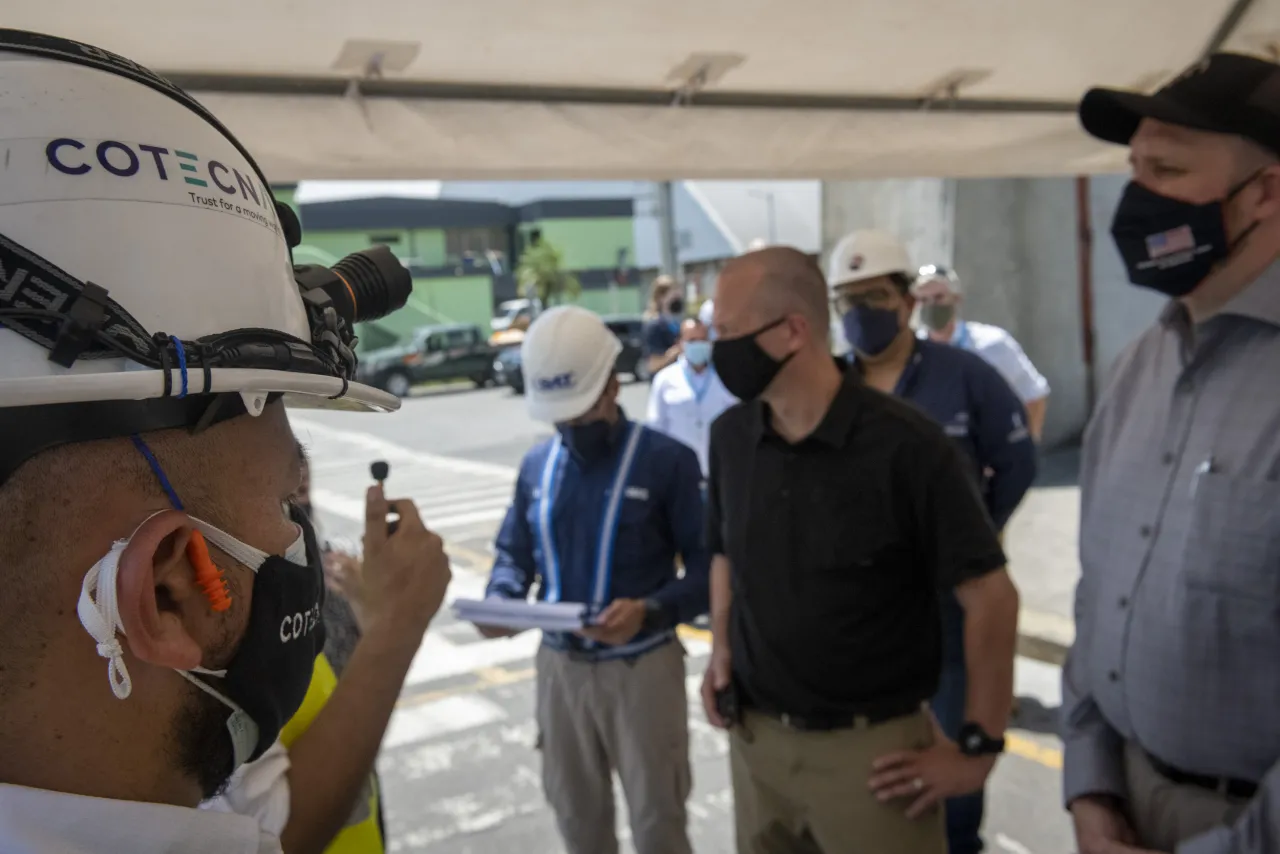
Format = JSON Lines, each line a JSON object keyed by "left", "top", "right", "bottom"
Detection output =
{"left": 646, "top": 358, "right": 738, "bottom": 476}
{"left": 0, "top": 782, "right": 281, "bottom": 854}
{"left": 920, "top": 320, "right": 1051, "bottom": 404}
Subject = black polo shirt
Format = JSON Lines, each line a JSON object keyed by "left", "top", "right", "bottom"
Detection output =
{"left": 705, "top": 361, "right": 1006, "bottom": 719}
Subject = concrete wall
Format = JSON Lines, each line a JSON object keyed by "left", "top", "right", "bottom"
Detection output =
{"left": 821, "top": 179, "right": 954, "bottom": 270}
{"left": 1087, "top": 175, "right": 1165, "bottom": 400}
{"left": 821, "top": 174, "right": 1166, "bottom": 449}
{"left": 952, "top": 178, "right": 1087, "bottom": 448}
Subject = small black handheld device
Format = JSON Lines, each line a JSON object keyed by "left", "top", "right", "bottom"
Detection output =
{"left": 714, "top": 684, "right": 740, "bottom": 727}
{"left": 370, "top": 460, "right": 398, "bottom": 534}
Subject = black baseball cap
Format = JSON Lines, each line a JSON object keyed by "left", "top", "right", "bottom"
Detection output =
{"left": 1079, "top": 52, "right": 1280, "bottom": 155}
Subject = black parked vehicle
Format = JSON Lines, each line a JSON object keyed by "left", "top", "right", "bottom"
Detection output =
{"left": 357, "top": 323, "right": 497, "bottom": 398}
{"left": 494, "top": 314, "right": 648, "bottom": 395}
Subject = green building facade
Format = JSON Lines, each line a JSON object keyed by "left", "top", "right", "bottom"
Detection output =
{"left": 276, "top": 189, "right": 644, "bottom": 351}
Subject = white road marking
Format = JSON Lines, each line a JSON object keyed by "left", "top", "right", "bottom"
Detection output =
{"left": 382, "top": 694, "right": 508, "bottom": 750}
{"left": 404, "top": 632, "right": 543, "bottom": 688}
{"left": 1014, "top": 656, "right": 1063, "bottom": 708}
{"left": 292, "top": 416, "right": 519, "bottom": 478}
{"left": 996, "top": 832, "right": 1035, "bottom": 854}
{"left": 299, "top": 413, "right": 517, "bottom": 532}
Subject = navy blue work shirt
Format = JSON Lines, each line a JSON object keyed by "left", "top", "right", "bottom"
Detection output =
{"left": 869, "top": 339, "right": 1037, "bottom": 530}
{"left": 486, "top": 413, "right": 710, "bottom": 661}
{"left": 642, "top": 316, "right": 679, "bottom": 360}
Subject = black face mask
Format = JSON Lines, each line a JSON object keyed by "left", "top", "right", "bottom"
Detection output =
{"left": 667, "top": 298, "right": 685, "bottom": 315}
{"left": 711, "top": 317, "right": 793, "bottom": 400}
{"left": 557, "top": 418, "right": 615, "bottom": 464}
{"left": 186, "top": 505, "right": 327, "bottom": 768}
{"left": 1110, "top": 176, "right": 1258, "bottom": 298}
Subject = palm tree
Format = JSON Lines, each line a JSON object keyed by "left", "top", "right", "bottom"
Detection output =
{"left": 516, "top": 240, "right": 581, "bottom": 307}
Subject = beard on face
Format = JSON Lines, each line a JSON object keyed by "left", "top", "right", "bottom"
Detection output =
{"left": 173, "top": 679, "right": 237, "bottom": 800}
{"left": 170, "top": 579, "right": 245, "bottom": 801}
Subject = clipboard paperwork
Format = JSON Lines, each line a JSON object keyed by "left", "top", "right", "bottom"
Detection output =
{"left": 452, "top": 598, "right": 592, "bottom": 632}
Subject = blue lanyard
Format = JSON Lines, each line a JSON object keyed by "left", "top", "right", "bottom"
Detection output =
{"left": 536, "top": 422, "right": 646, "bottom": 606}
{"left": 682, "top": 361, "right": 712, "bottom": 405}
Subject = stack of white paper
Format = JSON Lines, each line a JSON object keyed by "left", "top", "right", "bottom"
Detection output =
{"left": 452, "top": 598, "right": 590, "bottom": 632}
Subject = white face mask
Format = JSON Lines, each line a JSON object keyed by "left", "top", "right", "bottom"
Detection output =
{"left": 75, "top": 514, "right": 305, "bottom": 724}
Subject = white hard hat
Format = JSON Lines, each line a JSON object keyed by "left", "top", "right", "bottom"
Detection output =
{"left": 0, "top": 30, "right": 410, "bottom": 482}
{"left": 698, "top": 299, "right": 715, "bottom": 326}
{"left": 915, "top": 264, "right": 963, "bottom": 295}
{"left": 521, "top": 306, "right": 622, "bottom": 424}
{"left": 826, "top": 230, "right": 913, "bottom": 290}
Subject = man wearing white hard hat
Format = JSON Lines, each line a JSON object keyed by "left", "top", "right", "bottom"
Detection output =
{"left": 913, "top": 266, "right": 1051, "bottom": 442}
{"left": 476, "top": 306, "right": 709, "bottom": 854}
{"left": 828, "top": 230, "right": 1036, "bottom": 854}
{"left": 0, "top": 29, "right": 451, "bottom": 854}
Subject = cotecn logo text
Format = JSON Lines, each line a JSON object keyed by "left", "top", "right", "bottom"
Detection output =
{"left": 45, "top": 138, "right": 271, "bottom": 213}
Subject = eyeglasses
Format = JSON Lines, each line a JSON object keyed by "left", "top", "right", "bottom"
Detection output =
{"left": 831, "top": 285, "right": 899, "bottom": 315}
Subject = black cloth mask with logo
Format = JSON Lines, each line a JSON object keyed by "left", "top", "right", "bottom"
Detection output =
{"left": 1110, "top": 175, "right": 1259, "bottom": 298}
{"left": 195, "top": 505, "right": 327, "bottom": 767}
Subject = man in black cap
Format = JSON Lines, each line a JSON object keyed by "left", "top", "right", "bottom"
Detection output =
{"left": 1063, "top": 53, "right": 1280, "bottom": 854}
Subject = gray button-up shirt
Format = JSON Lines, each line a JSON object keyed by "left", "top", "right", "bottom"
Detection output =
{"left": 1062, "top": 262, "right": 1280, "bottom": 853}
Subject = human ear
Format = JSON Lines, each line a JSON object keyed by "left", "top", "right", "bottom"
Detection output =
{"left": 1251, "top": 165, "right": 1280, "bottom": 220}
{"left": 114, "top": 510, "right": 205, "bottom": 671}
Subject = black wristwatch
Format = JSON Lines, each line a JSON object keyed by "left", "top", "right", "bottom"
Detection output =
{"left": 957, "top": 722, "right": 1006, "bottom": 757}
{"left": 639, "top": 598, "right": 670, "bottom": 633}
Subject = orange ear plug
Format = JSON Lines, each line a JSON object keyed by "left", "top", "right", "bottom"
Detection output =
{"left": 188, "top": 529, "right": 232, "bottom": 612}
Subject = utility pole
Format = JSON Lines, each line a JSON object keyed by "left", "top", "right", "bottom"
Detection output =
{"left": 656, "top": 181, "right": 679, "bottom": 277}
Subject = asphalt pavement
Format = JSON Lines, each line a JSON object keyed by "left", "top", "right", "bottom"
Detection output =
{"left": 291, "top": 381, "right": 1080, "bottom": 854}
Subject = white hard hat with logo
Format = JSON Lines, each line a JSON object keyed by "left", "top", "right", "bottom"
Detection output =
{"left": 521, "top": 306, "right": 622, "bottom": 424}
{"left": 826, "top": 230, "right": 913, "bottom": 290}
{"left": 0, "top": 29, "right": 412, "bottom": 484}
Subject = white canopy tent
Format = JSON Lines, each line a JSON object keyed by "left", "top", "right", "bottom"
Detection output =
{"left": 7, "top": 0, "right": 1277, "bottom": 181}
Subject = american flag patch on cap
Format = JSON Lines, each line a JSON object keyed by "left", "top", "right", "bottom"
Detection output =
{"left": 1146, "top": 225, "right": 1195, "bottom": 259}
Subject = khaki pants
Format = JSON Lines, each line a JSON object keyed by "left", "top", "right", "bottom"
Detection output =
{"left": 535, "top": 642, "right": 692, "bottom": 854}
{"left": 730, "top": 708, "right": 946, "bottom": 854}
{"left": 1124, "top": 742, "right": 1249, "bottom": 850}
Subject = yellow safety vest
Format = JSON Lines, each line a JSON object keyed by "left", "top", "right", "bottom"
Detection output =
{"left": 279, "top": 654, "right": 385, "bottom": 854}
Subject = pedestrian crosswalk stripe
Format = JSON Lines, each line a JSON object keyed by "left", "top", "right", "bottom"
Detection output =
{"left": 293, "top": 415, "right": 516, "bottom": 534}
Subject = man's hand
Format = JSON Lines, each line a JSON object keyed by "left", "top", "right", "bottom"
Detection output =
{"left": 577, "top": 598, "right": 646, "bottom": 646}
{"left": 868, "top": 713, "right": 997, "bottom": 819}
{"left": 323, "top": 550, "right": 363, "bottom": 598}
{"left": 361, "top": 484, "right": 452, "bottom": 650}
{"left": 700, "top": 646, "right": 732, "bottom": 729}
{"left": 1070, "top": 794, "right": 1143, "bottom": 854}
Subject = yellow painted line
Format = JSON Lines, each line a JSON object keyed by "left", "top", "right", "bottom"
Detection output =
{"left": 1006, "top": 733, "right": 1062, "bottom": 769}
{"left": 394, "top": 666, "right": 536, "bottom": 710}
{"left": 678, "top": 625, "right": 712, "bottom": 644}
{"left": 475, "top": 665, "right": 536, "bottom": 686}
{"left": 413, "top": 541, "right": 1066, "bottom": 774}
{"left": 445, "top": 542, "right": 492, "bottom": 571}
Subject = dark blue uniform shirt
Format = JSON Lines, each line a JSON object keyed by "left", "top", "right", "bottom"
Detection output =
{"left": 487, "top": 414, "right": 710, "bottom": 660}
{"left": 881, "top": 339, "right": 1037, "bottom": 529}
{"left": 642, "top": 316, "right": 680, "bottom": 361}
